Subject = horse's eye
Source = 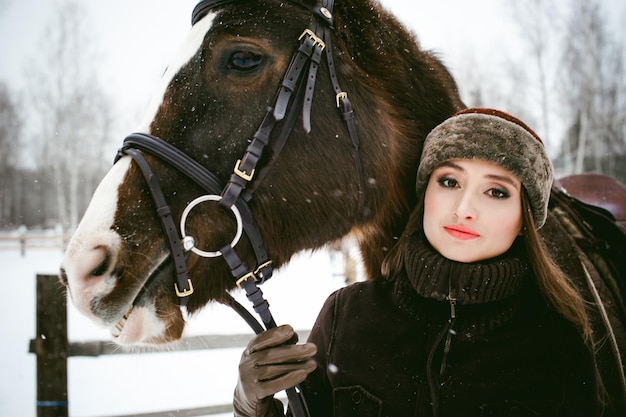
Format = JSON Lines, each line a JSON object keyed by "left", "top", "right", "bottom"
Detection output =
{"left": 226, "top": 51, "right": 263, "bottom": 71}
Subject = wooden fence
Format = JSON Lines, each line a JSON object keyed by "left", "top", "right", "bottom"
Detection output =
{"left": 29, "top": 274, "right": 308, "bottom": 417}
{"left": 0, "top": 229, "right": 69, "bottom": 255}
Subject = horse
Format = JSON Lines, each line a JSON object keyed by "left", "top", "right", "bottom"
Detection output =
{"left": 59, "top": 0, "right": 626, "bottom": 412}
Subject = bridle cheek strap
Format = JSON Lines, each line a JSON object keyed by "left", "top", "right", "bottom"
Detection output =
{"left": 123, "top": 149, "right": 194, "bottom": 304}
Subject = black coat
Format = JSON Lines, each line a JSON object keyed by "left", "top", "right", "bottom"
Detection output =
{"left": 296, "top": 237, "right": 599, "bottom": 417}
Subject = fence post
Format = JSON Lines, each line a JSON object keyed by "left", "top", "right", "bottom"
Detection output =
{"left": 30, "top": 274, "right": 69, "bottom": 417}
{"left": 18, "top": 224, "right": 27, "bottom": 256}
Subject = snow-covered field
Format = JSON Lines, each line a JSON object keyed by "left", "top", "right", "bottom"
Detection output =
{"left": 0, "top": 247, "right": 347, "bottom": 417}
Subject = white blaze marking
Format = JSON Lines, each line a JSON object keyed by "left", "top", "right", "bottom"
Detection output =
{"left": 69, "top": 157, "right": 130, "bottom": 247}
{"left": 62, "top": 157, "right": 130, "bottom": 320}
{"left": 137, "top": 13, "right": 217, "bottom": 133}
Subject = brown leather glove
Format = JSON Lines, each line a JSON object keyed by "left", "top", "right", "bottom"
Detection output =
{"left": 233, "top": 324, "right": 317, "bottom": 417}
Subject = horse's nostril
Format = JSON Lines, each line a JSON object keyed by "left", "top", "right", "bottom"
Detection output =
{"left": 90, "top": 250, "right": 112, "bottom": 277}
{"left": 59, "top": 268, "right": 68, "bottom": 286}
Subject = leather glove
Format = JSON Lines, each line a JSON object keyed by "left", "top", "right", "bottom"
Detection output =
{"left": 233, "top": 324, "right": 317, "bottom": 417}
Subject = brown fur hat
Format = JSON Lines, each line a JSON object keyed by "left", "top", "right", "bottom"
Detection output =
{"left": 416, "top": 108, "right": 554, "bottom": 229}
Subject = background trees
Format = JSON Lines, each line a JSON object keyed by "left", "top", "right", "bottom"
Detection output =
{"left": 0, "top": 82, "right": 23, "bottom": 228}
{"left": 0, "top": 1, "right": 112, "bottom": 230}
{"left": 467, "top": 0, "right": 626, "bottom": 181}
{"left": 28, "top": 1, "right": 113, "bottom": 231}
{"left": 556, "top": 0, "right": 626, "bottom": 179}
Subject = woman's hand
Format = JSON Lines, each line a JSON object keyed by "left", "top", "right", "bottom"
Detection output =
{"left": 234, "top": 324, "right": 317, "bottom": 417}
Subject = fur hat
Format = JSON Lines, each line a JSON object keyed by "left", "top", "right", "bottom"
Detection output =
{"left": 416, "top": 108, "right": 554, "bottom": 229}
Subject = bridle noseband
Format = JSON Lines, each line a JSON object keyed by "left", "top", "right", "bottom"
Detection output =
{"left": 115, "top": 1, "right": 363, "bottom": 414}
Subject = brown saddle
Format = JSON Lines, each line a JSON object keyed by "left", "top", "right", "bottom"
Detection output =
{"left": 557, "top": 173, "right": 626, "bottom": 227}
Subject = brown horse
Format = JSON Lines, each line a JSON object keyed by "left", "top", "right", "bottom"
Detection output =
{"left": 59, "top": 1, "right": 626, "bottom": 411}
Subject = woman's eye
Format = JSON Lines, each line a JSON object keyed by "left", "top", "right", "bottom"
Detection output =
{"left": 226, "top": 51, "right": 263, "bottom": 71}
{"left": 488, "top": 187, "right": 510, "bottom": 199}
{"left": 437, "top": 177, "right": 458, "bottom": 189}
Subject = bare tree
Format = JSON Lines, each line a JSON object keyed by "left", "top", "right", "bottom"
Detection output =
{"left": 506, "top": 0, "right": 626, "bottom": 179}
{"left": 24, "top": 0, "right": 112, "bottom": 231}
{"left": 433, "top": 2, "right": 549, "bottom": 145}
{"left": 508, "top": 1, "right": 561, "bottom": 146}
{"left": 0, "top": 82, "right": 22, "bottom": 227}
{"left": 557, "top": 0, "right": 626, "bottom": 179}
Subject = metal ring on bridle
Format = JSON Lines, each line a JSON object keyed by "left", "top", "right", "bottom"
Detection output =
{"left": 180, "top": 194, "right": 243, "bottom": 258}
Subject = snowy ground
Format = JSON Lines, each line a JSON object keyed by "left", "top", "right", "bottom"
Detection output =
{"left": 0, "top": 247, "right": 348, "bottom": 417}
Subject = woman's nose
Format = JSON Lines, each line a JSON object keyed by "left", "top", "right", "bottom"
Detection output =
{"left": 454, "top": 191, "right": 478, "bottom": 220}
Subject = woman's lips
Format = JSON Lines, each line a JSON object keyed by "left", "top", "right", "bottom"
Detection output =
{"left": 444, "top": 225, "right": 480, "bottom": 240}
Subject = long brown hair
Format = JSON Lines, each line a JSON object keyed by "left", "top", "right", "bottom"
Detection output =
{"left": 519, "top": 192, "right": 591, "bottom": 340}
{"left": 381, "top": 190, "right": 592, "bottom": 340}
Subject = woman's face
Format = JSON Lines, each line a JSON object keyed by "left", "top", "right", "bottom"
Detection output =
{"left": 423, "top": 159, "right": 523, "bottom": 263}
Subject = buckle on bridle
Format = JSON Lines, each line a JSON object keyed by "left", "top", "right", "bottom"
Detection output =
{"left": 236, "top": 272, "right": 258, "bottom": 289}
{"left": 255, "top": 260, "right": 273, "bottom": 275}
{"left": 299, "top": 29, "right": 325, "bottom": 49}
{"left": 336, "top": 92, "right": 347, "bottom": 108}
{"left": 235, "top": 259, "right": 273, "bottom": 289}
{"left": 234, "top": 159, "right": 255, "bottom": 181}
{"left": 254, "top": 260, "right": 273, "bottom": 281}
{"left": 174, "top": 279, "right": 195, "bottom": 297}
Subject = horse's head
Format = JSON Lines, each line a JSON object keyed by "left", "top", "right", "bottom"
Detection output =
{"left": 60, "top": 0, "right": 463, "bottom": 345}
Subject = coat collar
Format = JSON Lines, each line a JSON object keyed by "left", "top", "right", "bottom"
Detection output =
{"left": 403, "top": 235, "right": 530, "bottom": 305}
{"left": 390, "top": 235, "right": 532, "bottom": 337}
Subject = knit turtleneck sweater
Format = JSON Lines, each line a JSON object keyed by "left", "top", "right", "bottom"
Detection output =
{"left": 393, "top": 234, "right": 533, "bottom": 338}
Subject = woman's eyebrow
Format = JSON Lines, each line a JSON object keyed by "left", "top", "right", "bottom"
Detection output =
{"left": 485, "top": 173, "right": 520, "bottom": 189}
{"left": 438, "top": 161, "right": 464, "bottom": 172}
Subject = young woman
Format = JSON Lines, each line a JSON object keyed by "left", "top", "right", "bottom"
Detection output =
{"left": 233, "top": 108, "right": 600, "bottom": 417}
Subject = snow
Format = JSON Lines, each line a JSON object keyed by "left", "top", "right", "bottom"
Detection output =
{"left": 0, "top": 247, "right": 348, "bottom": 417}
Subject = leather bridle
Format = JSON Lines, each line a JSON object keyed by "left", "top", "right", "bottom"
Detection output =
{"left": 114, "top": 1, "right": 362, "bottom": 414}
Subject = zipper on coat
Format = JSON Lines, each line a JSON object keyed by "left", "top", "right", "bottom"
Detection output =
{"left": 426, "top": 264, "right": 460, "bottom": 417}
{"left": 439, "top": 295, "right": 457, "bottom": 378}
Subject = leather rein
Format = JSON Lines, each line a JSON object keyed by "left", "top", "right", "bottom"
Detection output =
{"left": 114, "top": 1, "right": 361, "bottom": 414}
